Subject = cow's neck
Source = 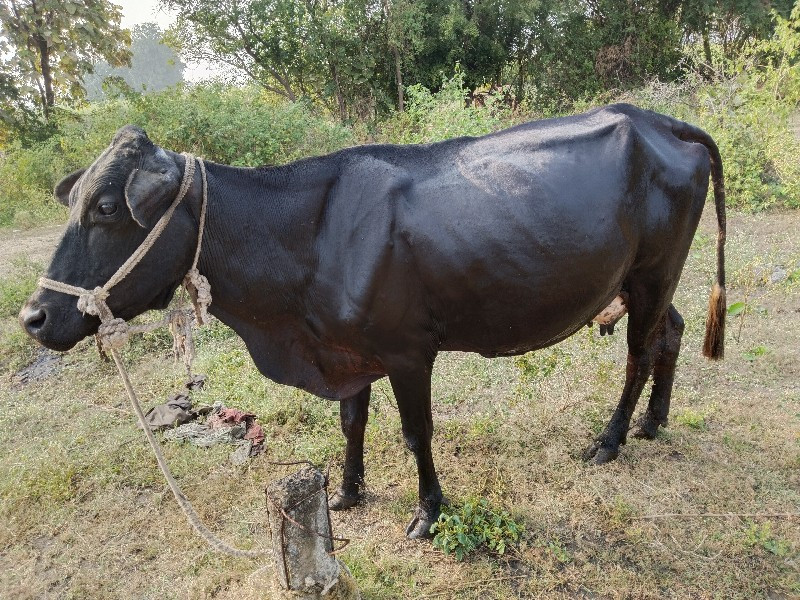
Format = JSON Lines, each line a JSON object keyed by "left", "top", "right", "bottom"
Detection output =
{"left": 190, "top": 159, "right": 334, "bottom": 328}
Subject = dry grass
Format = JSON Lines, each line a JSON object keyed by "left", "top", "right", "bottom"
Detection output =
{"left": 0, "top": 208, "right": 798, "bottom": 599}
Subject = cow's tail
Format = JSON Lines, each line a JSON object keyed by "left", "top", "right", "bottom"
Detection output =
{"left": 674, "top": 121, "right": 726, "bottom": 360}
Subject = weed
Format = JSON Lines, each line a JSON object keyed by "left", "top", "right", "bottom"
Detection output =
{"left": 675, "top": 408, "right": 708, "bottom": 430}
{"left": 431, "top": 497, "right": 523, "bottom": 561}
{"left": 743, "top": 345, "right": 769, "bottom": 361}
{"left": 608, "top": 496, "right": 636, "bottom": 527}
{"left": 547, "top": 539, "right": 573, "bottom": 564}
{"left": 743, "top": 521, "right": 791, "bottom": 557}
{"left": 515, "top": 347, "right": 571, "bottom": 381}
{"left": 727, "top": 298, "right": 751, "bottom": 343}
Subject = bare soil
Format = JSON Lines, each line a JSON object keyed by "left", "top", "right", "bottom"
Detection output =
{"left": 0, "top": 224, "right": 63, "bottom": 277}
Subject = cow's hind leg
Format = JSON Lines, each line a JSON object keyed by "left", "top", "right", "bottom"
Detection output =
{"left": 330, "top": 385, "right": 370, "bottom": 511}
{"left": 387, "top": 361, "right": 443, "bottom": 539}
{"left": 631, "top": 305, "right": 684, "bottom": 440}
{"left": 583, "top": 283, "right": 670, "bottom": 465}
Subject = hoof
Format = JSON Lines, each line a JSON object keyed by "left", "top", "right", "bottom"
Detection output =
{"left": 631, "top": 414, "right": 666, "bottom": 440}
{"left": 405, "top": 516, "right": 436, "bottom": 539}
{"left": 583, "top": 440, "right": 619, "bottom": 465}
{"left": 328, "top": 488, "right": 361, "bottom": 511}
{"left": 630, "top": 424, "right": 658, "bottom": 440}
{"left": 405, "top": 508, "right": 437, "bottom": 539}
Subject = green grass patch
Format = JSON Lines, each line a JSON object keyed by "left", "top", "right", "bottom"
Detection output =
{"left": 674, "top": 408, "right": 708, "bottom": 430}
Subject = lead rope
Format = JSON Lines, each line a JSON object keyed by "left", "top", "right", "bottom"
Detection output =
{"left": 110, "top": 345, "right": 268, "bottom": 558}
{"left": 39, "top": 155, "right": 268, "bottom": 558}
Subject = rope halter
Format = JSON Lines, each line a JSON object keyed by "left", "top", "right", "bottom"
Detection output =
{"left": 38, "top": 153, "right": 211, "bottom": 348}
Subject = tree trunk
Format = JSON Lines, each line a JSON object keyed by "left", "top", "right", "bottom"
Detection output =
{"left": 37, "top": 35, "right": 54, "bottom": 118}
{"left": 266, "top": 466, "right": 360, "bottom": 599}
{"left": 330, "top": 63, "right": 347, "bottom": 122}
{"left": 392, "top": 45, "right": 404, "bottom": 113}
{"left": 702, "top": 25, "right": 713, "bottom": 76}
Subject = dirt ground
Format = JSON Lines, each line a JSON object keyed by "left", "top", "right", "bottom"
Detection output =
{"left": 0, "top": 208, "right": 798, "bottom": 599}
{"left": 0, "top": 224, "right": 63, "bottom": 278}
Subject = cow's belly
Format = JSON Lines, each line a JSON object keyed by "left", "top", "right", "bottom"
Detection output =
{"left": 407, "top": 164, "right": 638, "bottom": 355}
{"left": 211, "top": 306, "right": 385, "bottom": 401}
{"left": 435, "top": 249, "right": 631, "bottom": 355}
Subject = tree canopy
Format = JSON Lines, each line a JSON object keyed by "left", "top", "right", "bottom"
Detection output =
{"left": 161, "top": 0, "right": 795, "bottom": 118}
{"left": 0, "top": 0, "right": 131, "bottom": 140}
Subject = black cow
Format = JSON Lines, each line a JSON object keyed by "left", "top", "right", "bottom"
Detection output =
{"left": 20, "top": 103, "right": 726, "bottom": 538}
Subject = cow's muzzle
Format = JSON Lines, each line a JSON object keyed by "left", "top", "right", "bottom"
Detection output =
{"left": 19, "top": 303, "right": 47, "bottom": 336}
{"left": 19, "top": 298, "right": 88, "bottom": 351}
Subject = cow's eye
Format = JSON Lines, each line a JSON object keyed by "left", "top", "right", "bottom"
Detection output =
{"left": 98, "top": 203, "right": 118, "bottom": 216}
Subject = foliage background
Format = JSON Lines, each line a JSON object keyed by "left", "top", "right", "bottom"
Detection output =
{"left": 2, "top": 4, "right": 800, "bottom": 227}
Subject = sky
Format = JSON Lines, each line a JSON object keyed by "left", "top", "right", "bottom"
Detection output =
{"left": 114, "top": 0, "right": 220, "bottom": 81}
{"left": 116, "top": 0, "right": 176, "bottom": 31}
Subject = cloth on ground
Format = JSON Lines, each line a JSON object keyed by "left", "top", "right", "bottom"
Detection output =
{"left": 145, "top": 380, "right": 265, "bottom": 460}
{"left": 143, "top": 393, "right": 195, "bottom": 430}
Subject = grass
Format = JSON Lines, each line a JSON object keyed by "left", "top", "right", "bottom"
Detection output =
{"left": 0, "top": 208, "right": 799, "bottom": 598}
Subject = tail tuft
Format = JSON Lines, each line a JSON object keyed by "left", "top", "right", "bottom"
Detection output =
{"left": 702, "top": 282, "right": 726, "bottom": 360}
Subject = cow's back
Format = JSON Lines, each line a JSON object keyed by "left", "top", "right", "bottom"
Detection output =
{"left": 362, "top": 105, "right": 711, "bottom": 355}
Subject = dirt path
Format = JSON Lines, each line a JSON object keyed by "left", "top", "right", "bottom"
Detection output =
{"left": 0, "top": 224, "right": 64, "bottom": 277}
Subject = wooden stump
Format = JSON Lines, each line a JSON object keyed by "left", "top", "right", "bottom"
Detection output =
{"left": 266, "top": 465, "right": 360, "bottom": 599}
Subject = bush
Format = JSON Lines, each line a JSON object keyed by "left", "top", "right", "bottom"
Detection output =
{"left": 0, "top": 84, "right": 354, "bottom": 228}
{"left": 376, "top": 70, "right": 514, "bottom": 144}
{"left": 0, "top": 138, "right": 69, "bottom": 227}
{"left": 430, "top": 497, "right": 523, "bottom": 561}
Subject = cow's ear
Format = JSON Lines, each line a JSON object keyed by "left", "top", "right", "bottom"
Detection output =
{"left": 54, "top": 169, "right": 86, "bottom": 207}
{"left": 124, "top": 149, "right": 181, "bottom": 229}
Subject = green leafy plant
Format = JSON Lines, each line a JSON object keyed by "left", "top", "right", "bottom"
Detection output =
{"left": 743, "top": 344, "right": 769, "bottom": 361}
{"left": 515, "top": 347, "right": 571, "bottom": 381}
{"left": 675, "top": 408, "right": 707, "bottom": 430}
{"left": 430, "top": 497, "right": 523, "bottom": 561}
{"left": 547, "top": 539, "right": 572, "bottom": 564}
{"left": 727, "top": 299, "right": 750, "bottom": 343}
{"left": 743, "top": 521, "right": 791, "bottom": 557}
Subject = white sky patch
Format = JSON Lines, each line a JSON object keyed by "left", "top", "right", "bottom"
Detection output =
{"left": 112, "top": 0, "right": 224, "bottom": 82}
{"left": 116, "top": 0, "right": 175, "bottom": 30}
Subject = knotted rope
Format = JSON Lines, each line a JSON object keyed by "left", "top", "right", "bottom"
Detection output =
{"left": 183, "top": 158, "right": 212, "bottom": 326}
{"left": 37, "top": 155, "right": 268, "bottom": 559}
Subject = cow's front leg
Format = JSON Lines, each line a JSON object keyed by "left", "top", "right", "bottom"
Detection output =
{"left": 330, "top": 385, "right": 371, "bottom": 511}
{"left": 388, "top": 362, "right": 443, "bottom": 539}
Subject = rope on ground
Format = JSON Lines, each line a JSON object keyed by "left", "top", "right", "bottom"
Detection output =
{"left": 631, "top": 512, "right": 800, "bottom": 520}
{"left": 110, "top": 345, "right": 270, "bottom": 558}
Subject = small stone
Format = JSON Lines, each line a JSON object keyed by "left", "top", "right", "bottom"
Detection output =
{"left": 229, "top": 440, "right": 253, "bottom": 465}
{"left": 770, "top": 266, "right": 787, "bottom": 284}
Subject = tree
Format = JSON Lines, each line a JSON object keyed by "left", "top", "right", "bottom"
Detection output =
{"left": 382, "top": 0, "right": 424, "bottom": 111}
{"left": 163, "top": 0, "right": 384, "bottom": 119}
{"left": 83, "top": 22, "right": 185, "bottom": 99}
{"left": 0, "top": 0, "right": 131, "bottom": 126}
{"left": 678, "top": 0, "right": 795, "bottom": 70}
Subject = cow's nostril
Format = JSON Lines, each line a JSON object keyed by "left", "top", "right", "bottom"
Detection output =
{"left": 21, "top": 306, "right": 47, "bottom": 334}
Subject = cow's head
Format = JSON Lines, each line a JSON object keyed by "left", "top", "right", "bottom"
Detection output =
{"left": 19, "top": 126, "right": 200, "bottom": 351}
